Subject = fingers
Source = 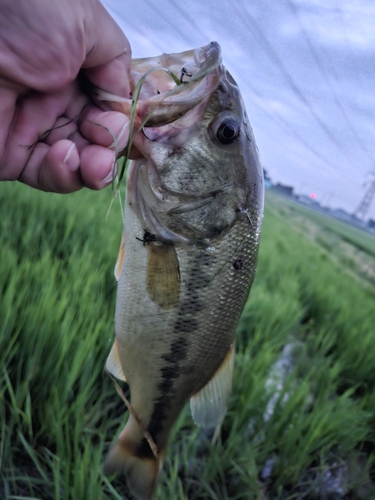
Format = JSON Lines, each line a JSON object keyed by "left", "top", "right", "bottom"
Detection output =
{"left": 79, "top": 105, "right": 129, "bottom": 151}
{"left": 1, "top": 88, "right": 70, "bottom": 180}
{"left": 0, "top": 81, "right": 129, "bottom": 192}
{"left": 43, "top": 105, "right": 130, "bottom": 154}
{"left": 18, "top": 139, "right": 118, "bottom": 192}
{"left": 0, "top": 0, "right": 133, "bottom": 194}
{"left": 80, "top": 145, "right": 117, "bottom": 189}
{"left": 19, "top": 140, "right": 82, "bottom": 192}
{"left": 0, "top": 0, "right": 132, "bottom": 193}
{"left": 83, "top": 0, "right": 131, "bottom": 98}
{"left": 84, "top": 53, "right": 131, "bottom": 100}
{"left": 0, "top": 86, "right": 18, "bottom": 180}
{"left": 44, "top": 116, "right": 78, "bottom": 145}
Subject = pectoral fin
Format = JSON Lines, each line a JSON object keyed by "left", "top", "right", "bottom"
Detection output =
{"left": 106, "top": 339, "right": 126, "bottom": 382}
{"left": 114, "top": 233, "right": 125, "bottom": 281}
{"left": 190, "top": 343, "right": 235, "bottom": 428}
{"left": 146, "top": 243, "right": 180, "bottom": 309}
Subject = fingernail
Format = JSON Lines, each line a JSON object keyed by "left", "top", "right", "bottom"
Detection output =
{"left": 102, "top": 153, "right": 118, "bottom": 184}
{"left": 63, "top": 143, "right": 78, "bottom": 171}
{"left": 109, "top": 121, "right": 129, "bottom": 151}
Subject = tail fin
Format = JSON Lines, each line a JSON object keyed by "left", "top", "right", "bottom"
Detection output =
{"left": 103, "top": 415, "right": 165, "bottom": 500}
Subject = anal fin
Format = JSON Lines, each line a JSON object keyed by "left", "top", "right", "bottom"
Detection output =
{"left": 190, "top": 343, "right": 235, "bottom": 428}
{"left": 106, "top": 338, "right": 126, "bottom": 381}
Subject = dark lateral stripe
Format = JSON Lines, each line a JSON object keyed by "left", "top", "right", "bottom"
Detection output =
{"left": 146, "top": 334, "right": 190, "bottom": 439}
{"left": 146, "top": 251, "right": 214, "bottom": 442}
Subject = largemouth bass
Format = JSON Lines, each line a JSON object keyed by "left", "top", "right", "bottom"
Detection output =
{"left": 97, "top": 42, "right": 264, "bottom": 500}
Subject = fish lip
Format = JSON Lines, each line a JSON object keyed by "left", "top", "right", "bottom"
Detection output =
{"left": 135, "top": 42, "right": 223, "bottom": 129}
{"left": 191, "top": 41, "right": 222, "bottom": 81}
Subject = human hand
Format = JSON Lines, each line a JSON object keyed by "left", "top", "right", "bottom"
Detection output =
{"left": 0, "top": 0, "right": 131, "bottom": 193}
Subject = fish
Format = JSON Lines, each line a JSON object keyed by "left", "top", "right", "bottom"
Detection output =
{"left": 96, "top": 42, "right": 264, "bottom": 500}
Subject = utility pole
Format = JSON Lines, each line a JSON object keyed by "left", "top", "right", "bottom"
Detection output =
{"left": 354, "top": 170, "right": 375, "bottom": 220}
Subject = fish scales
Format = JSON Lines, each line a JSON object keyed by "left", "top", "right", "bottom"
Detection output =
{"left": 97, "top": 42, "right": 264, "bottom": 499}
{"left": 116, "top": 208, "right": 260, "bottom": 434}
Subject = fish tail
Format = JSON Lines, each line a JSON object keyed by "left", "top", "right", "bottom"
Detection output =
{"left": 103, "top": 415, "right": 165, "bottom": 500}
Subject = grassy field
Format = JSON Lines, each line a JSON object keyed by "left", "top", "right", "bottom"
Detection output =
{"left": 267, "top": 193, "right": 375, "bottom": 288}
{"left": 267, "top": 193, "right": 375, "bottom": 258}
{"left": 1, "top": 183, "right": 375, "bottom": 500}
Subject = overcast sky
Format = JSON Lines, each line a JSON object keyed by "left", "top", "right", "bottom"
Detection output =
{"left": 102, "top": 0, "right": 375, "bottom": 220}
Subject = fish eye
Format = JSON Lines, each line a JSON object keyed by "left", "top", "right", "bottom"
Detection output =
{"left": 217, "top": 120, "right": 239, "bottom": 144}
{"left": 211, "top": 113, "right": 240, "bottom": 145}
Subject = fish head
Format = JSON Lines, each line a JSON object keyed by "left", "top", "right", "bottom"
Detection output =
{"left": 96, "top": 42, "right": 264, "bottom": 244}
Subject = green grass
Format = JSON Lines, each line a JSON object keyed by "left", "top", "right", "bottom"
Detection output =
{"left": 1, "top": 183, "right": 375, "bottom": 499}
{"left": 266, "top": 191, "right": 375, "bottom": 290}
{"left": 269, "top": 192, "right": 375, "bottom": 258}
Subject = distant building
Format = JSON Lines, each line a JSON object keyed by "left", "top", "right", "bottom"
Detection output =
{"left": 272, "top": 182, "right": 294, "bottom": 197}
{"left": 332, "top": 208, "right": 351, "bottom": 219}
{"left": 297, "top": 194, "right": 315, "bottom": 205}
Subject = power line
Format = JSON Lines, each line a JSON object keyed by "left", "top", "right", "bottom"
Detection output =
{"left": 245, "top": 82, "right": 355, "bottom": 179}
{"left": 287, "top": 0, "right": 373, "bottom": 162}
{"left": 334, "top": 0, "right": 369, "bottom": 95}
{"left": 234, "top": 0, "right": 356, "bottom": 167}
{"left": 167, "top": 0, "right": 211, "bottom": 44}
{"left": 148, "top": 0, "right": 357, "bottom": 177}
{"left": 141, "top": 0, "right": 195, "bottom": 47}
{"left": 135, "top": 0, "right": 360, "bottom": 183}
{"left": 105, "top": 1, "right": 167, "bottom": 54}
{"left": 107, "top": 0, "right": 372, "bottom": 211}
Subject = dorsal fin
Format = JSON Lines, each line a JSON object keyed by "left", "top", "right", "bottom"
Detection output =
{"left": 190, "top": 343, "right": 235, "bottom": 428}
{"left": 106, "top": 339, "right": 126, "bottom": 382}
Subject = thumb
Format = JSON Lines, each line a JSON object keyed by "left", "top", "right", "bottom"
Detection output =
{"left": 82, "top": 0, "right": 131, "bottom": 98}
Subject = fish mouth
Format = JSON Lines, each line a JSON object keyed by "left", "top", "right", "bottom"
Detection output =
{"left": 94, "top": 42, "right": 223, "bottom": 130}
{"left": 135, "top": 41, "right": 223, "bottom": 128}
